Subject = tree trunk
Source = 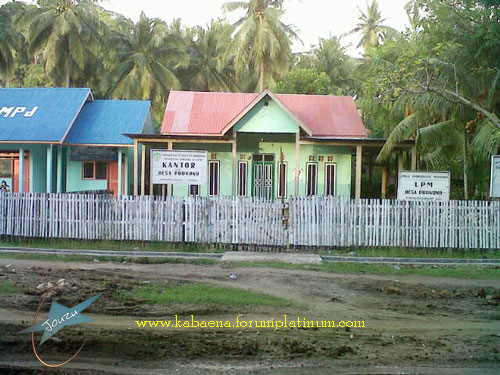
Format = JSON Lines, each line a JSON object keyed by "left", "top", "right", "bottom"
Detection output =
{"left": 65, "top": 45, "right": 71, "bottom": 88}
{"left": 258, "top": 59, "right": 265, "bottom": 92}
{"left": 463, "top": 127, "right": 469, "bottom": 200}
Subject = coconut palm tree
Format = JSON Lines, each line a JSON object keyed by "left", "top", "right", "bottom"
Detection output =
{"left": 109, "top": 12, "right": 188, "bottom": 121}
{"left": 349, "top": 0, "right": 396, "bottom": 53}
{"left": 179, "top": 20, "right": 238, "bottom": 92}
{"left": 312, "top": 36, "right": 355, "bottom": 94}
{"left": 0, "top": 2, "right": 26, "bottom": 86}
{"left": 222, "top": 0, "right": 298, "bottom": 91}
{"left": 21, "top": 0, "right": 102, "bottom": 87}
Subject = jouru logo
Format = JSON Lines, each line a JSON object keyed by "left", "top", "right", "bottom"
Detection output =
{"left": 17, "top": 279, "right": 102, "bottom": 367}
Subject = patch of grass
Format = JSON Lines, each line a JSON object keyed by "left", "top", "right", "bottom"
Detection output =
{"left": 321, "top": 247, "right": 500, "bottom": 259}
{"left": 0, "top": 281, "right": 17, "bottom": 294}
{"left": 228, "top": 260, "right": 500, "bottom": 279}
{"left": 0, "top": 252, "right": 218, "bottom": 265}
{"left": 116, "top": 282, "right": 294, "bottom": 307}
{"left": 318, "top": 262, "right": 500, "bottom": 279}
{"left": 0, "top": 237, "right": 228, "bottom": 253}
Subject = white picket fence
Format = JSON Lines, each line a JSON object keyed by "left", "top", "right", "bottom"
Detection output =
{"left": 289, "top": 197, "right": 500, "bottom": 249}
{"left": 0, "top": 193, "right": 184, "bottom": 242}
{"left": 0, "top": 193, "right": 499, "bottom": 249}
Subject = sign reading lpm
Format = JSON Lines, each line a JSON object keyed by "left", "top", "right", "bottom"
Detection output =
{"left": 397, "top": 171, "right": 451, "bottom": 201}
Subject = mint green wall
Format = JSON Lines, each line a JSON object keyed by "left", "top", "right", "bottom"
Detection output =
{"left": 168, "top": 138, "right": 351, "bottom": 198}
{"left": 66, "top": 161, "right": 107, "bottom": 192}
{"left": 234, "top": 99, "right": 299, "bottom": 134}
{"left": 0, "top": 143, "right": 47, "bottom": 192}
{"left": 65, "top": 146, "right": 103, "bottom": 192}
{"left": 29, "top": 145, "right": 48, "bottom": 192}
{"left": 296, "top": 145, "right": 351, "bottom": 196}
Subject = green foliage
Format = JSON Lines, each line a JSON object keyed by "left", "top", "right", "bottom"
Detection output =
{"left": 348, "top": 0, "right": 397, "bottom": 53}
{"left": 13, "top": 63, "right": 52, "bottom": 87}
{"left": 275, "top": 68, "right": 332, "bottom": 94}
{"left": 222, "top": 0, "right": 297, "bottom": 91}
{"left": 0, "top": 1, "right": 26, "bottom": 84}
{"left": 108, "top": 12, "right": 188, "bottom": 123}
{"left": 177, "top": 19, "right": 237, "bottom": 92}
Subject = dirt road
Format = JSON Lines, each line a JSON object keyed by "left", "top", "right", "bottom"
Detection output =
{"left": 1, "top": 258, "right": 499, "bottom": 374}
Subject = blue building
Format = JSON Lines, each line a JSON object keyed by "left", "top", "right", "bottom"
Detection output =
{"left": 0, "top": 88, "right": 153, "bottom": 195}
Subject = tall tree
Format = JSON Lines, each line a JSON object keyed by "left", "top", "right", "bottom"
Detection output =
{"left": 222, "top": 0, "right": 298, "bottom": 91}
{"left": 179, "top": 20, "right": 237, "bottom": 92}
{"left": 0, "top": 2, "right": 26, "bottom": 86}
{"left": 21, "top": 0, "right": 102, "bottom": 87}
{"left": 348, "top": 0, "right": 396, "bottom": 53}
{"left": 109, "top": 12, "right": 188, "bottom": 120}
{"left": 312, "top": 36, "right": 355, "bottom": 94}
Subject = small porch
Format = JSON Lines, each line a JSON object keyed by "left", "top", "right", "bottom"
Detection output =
{"left": 128, "top": 133, "right": 415, "bottom": 199}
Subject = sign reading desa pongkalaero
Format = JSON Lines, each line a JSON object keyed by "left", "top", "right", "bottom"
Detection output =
{"left": 151, "top": 150, "right": 207, "bottom": 185}
{"left": 397, "top": 171, "right": 451, "bottom": 201}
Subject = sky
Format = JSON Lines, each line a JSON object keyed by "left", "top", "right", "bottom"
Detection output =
{"left": 1, "top": 0, "right": 411, "bottom": 57}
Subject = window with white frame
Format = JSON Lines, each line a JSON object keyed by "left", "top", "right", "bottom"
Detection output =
{"left": 238, "top": 161, "right": 248, "bottom": 196}
{"left": 278, "top": 161, "right": 287, "bottom": 198}
{"left": 306, "top": 163, "right": 317, "bottom": 196}
{"left": 325, "top": 163, "right": 336, "bottom": 196}
{"left": 208, "top": 160, "right": 220, "bottom": 196}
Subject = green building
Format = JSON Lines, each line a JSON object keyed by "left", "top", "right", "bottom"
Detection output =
{"left": 128, "top": 90, "right": 416, "bottom": 199}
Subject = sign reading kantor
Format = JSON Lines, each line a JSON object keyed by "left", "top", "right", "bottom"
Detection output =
{"left": 151, "top": 150, "right": 207, "bottom": 185}
{"left": 397, "top": 171, "right": 451, "bottom": 201}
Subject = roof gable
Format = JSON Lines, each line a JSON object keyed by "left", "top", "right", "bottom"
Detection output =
{"left": 233, "top": 95, "right": 300, "bottom": 134}
{"left": 161, "top": 90, "right": 367, "bottom": 138}
{"left": 0, "top": 88, "right": 92, "bottom": 143}
{"left": 64, "top": 100, "right": 152, "bottom": 145}
{"left": 221, "top": 90, "right": 312, "bottom": 135}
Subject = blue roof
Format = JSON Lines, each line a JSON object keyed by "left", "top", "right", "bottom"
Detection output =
{"left": 64, "top": 100, "right": 152, "bottom": 145}
{"left": 0, "top": 88, "right": 92, "bottom": 142}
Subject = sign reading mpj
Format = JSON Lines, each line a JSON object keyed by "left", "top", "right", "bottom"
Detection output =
{"left": 151, "top": 150, "right": 207, "bottom": 185}
{"left": 397, "top": 171, "right": 450, "bottom": 201}
{"left": 490, "top": 155, "right": 500, "bottom": 198}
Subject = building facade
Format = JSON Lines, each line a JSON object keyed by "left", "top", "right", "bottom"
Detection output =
{"left": 127, "top": 90, "right": 416, "bottom": 199}
{"left": 0, "top": 88, "right": 153, "bottom": 195}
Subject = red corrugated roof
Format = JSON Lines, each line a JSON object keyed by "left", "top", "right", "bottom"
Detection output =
{"left": 161, "top": 90, "right": 367, "bottom": 138}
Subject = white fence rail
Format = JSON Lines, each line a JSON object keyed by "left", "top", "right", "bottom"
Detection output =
{"left": 0, "top": 193, "right": 499, "bottom": 249}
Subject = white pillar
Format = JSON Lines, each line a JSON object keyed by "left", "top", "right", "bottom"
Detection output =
{"left": 232, "top": 133, "right": 237, "bottom": 196}
{"left": 46, "top": 144, "right": 53, "bottom": 193}
{"left": 133, "top": 140, "right": 138, "bottom": 195}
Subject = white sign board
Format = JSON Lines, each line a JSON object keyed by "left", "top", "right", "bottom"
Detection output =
{"left": 397, "top": 171, "right": 450, "bottom": 201}
{"left": 490, "top": 155, "right": 500, "bottom": 198}
{"left": 151, "top": 150, "right": 207, "bottom": 185}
